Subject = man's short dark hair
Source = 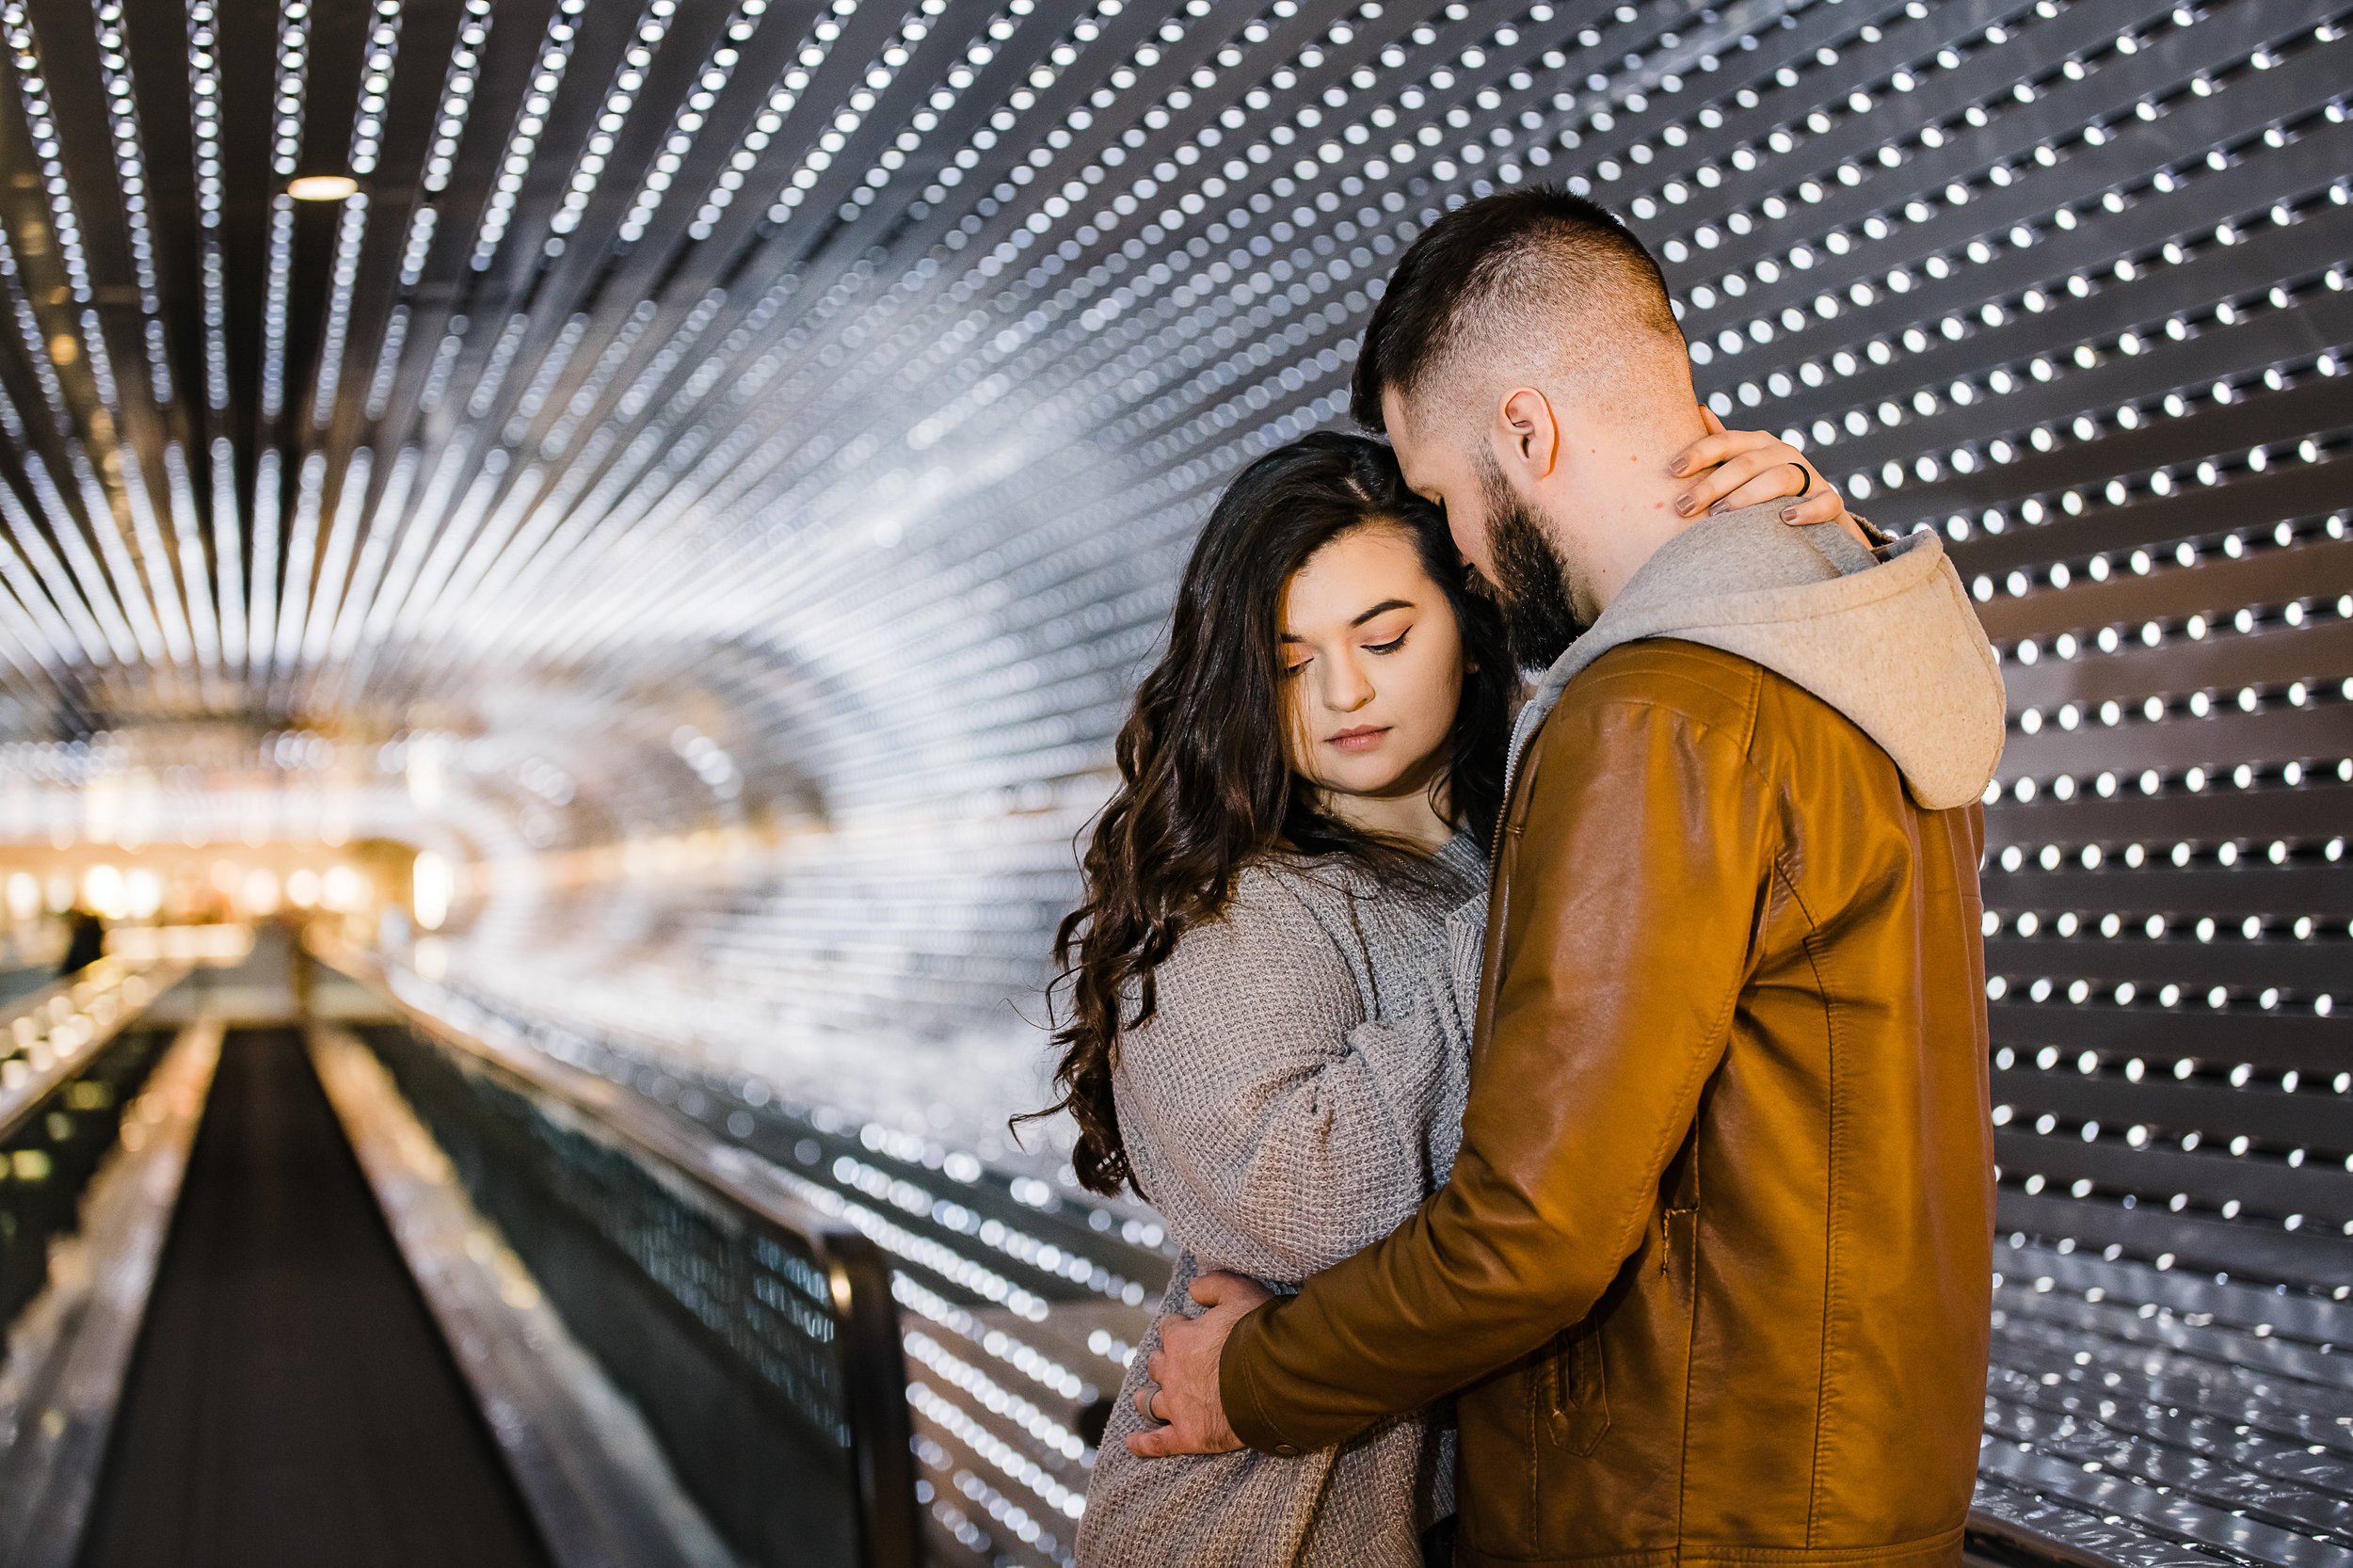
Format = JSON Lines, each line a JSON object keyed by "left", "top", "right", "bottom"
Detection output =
{"left": 1351, "top": 187, "right": 1683, "bottom": 431}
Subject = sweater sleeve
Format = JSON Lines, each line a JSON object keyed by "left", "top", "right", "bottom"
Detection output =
{"left": 1113, "top": 871, "right": 1455, "bottom": 1283}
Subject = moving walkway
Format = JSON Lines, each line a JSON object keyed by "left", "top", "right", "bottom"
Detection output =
{"left": 0, "top": 943, "right": 915, "bottom": 1568}
{"left": 75, "top": 1026, "right": 551, "bottom": 1568}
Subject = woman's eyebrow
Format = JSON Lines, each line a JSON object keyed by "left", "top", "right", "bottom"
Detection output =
{"left": 1352, "top": 598, "right": 1415, "bottom": 627}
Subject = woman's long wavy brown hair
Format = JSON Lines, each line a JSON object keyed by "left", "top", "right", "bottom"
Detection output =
{"left": 1025, "top": 431, "right": 1514, "bottom": 1196}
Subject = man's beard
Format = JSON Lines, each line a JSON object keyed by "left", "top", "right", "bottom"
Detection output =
{"left": 1476, "top": 458, "right": 1588, "bottom": 671}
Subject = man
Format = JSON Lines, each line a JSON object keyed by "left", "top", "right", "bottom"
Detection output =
{"left": 1131, "top": 187, "right": 2006, "bottom": 1568}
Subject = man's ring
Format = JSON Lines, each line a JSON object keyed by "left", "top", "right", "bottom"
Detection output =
{"left": 1788, "top": 462, "right": 1812, "bottom": 496}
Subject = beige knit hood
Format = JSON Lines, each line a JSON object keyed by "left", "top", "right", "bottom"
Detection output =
{"left": 1506, "top": 504, "right": 2008, "bottom": 810}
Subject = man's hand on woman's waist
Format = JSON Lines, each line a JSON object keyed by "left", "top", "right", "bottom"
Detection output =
{"left": 1127, "top": 1271, "right": 1271, "bottom": 1457}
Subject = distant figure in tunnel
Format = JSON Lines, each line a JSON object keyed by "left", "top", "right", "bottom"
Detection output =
{"left": 1076, "top": 189, "right": 2010, "bottom": 1568}
{"left": 58, "top": 904, "right": 106, "bottom": 976}
{"left": 1032, "top": 336, "right": 1851, "bottom": 1561}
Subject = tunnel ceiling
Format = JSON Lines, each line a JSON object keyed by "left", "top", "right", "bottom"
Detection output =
{"left": 0, "top": 0, "right": 2345, "bottom": 1136}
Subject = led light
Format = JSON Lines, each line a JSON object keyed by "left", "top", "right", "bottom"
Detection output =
{"left": 288, "top": 174, "right": 359, "bottom": 201}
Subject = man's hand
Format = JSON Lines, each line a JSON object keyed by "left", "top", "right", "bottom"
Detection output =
{"left": 1671, "top": 408, "right": 1865, "bottom": 545}
{"left": 1126, "top": 1271, "right": 1273, "bottom": 1458}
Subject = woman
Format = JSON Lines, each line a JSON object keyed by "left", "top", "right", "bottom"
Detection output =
{"left": 1038, "top": 427, "right": 1833, "bottom": 1566}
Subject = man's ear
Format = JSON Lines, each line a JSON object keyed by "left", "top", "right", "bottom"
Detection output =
{"left": 1497, "top": 387, "right": 1562, "bottom": 483}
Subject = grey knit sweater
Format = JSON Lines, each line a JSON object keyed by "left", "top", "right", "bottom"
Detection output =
{"left": 1078, "top": 835, "right": 1489, "bottom": 1568}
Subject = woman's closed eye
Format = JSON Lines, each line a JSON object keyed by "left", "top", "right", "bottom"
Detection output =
{"left": 1364, "top": 631, "right": 1408, "bottom": 656}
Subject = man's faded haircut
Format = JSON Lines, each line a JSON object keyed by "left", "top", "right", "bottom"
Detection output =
{"left": 1350, "top": 186, "right": 1685, "bottom": 432}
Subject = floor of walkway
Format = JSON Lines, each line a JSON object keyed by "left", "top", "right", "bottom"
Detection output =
{"left": 77, "top": 1027, "right": 550, "bottom": 1568}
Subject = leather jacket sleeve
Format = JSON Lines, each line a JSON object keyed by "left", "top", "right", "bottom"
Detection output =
{"left": 1221, "top": 680, "right": 1778, "bottom": 1453}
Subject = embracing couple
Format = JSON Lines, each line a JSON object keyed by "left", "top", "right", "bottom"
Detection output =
{"left": 1039, "top": 189, "right": 2007, "bottom": 1568}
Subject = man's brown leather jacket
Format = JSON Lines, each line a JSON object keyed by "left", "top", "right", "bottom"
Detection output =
{"left": 1221, "top": 640, "right": 1993, "bottom": 1568}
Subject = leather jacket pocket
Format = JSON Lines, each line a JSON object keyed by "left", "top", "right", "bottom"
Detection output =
{"left": 1540, "top": 1320, "right": 1609, "bottom": 1455}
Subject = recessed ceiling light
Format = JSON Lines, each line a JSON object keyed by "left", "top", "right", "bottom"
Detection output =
{"left": 288, "top": 174, "right": 359, "bottom": 201}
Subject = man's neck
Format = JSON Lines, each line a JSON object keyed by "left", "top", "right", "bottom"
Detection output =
{"left": 1563, "top": 412, "right": 1706, "bottom": 619}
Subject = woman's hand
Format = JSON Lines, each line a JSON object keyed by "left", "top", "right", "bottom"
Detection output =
{"left": 1670, "top": 408, "right": 1859, "bottom": 536}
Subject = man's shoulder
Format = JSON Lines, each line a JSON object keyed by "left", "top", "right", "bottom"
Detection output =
{"left": 1541, "top": 638, "right": 1896, "bottom": 785}
{"left": 1545, "top": 637, "right": 1765, "bottom": 744}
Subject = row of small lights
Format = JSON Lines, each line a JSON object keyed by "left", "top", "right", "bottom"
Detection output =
{"left": 1977, "top": 515, "right": 2348, "bottom": 608}
{"left": 159, "top": 451, "right": 223, "bottom": 672}
{"left": 187, "top": 2, "right": 230, "bottom": 420}
{"left": 470, "top": 0, "right": 589, "bottom": 272}
{"left": 299, "top": 450, "right": 374, "bottom": 671}
{"left": 243, "top": 450, "right": 282, "bottom": 675}
{"left": 551, "top": 0, "right": 687, "bottom": 248}
{"left": 0, "top": 233, "right": 65, "bottom": 437}
{"left": 88, "top": 1, "right": 166, "bottom": 404}
{"left": 64, "top": 423, "right": 177, "bottom": 667}
{"left": 393, "top": 0, "right": 494, "bottom": 288}
{"left": 265, "top": 454, "right": 320, "bottom": 676}
{"left": 680, "top": 1, "right": 862, "bottom": 243}
{"left": 764, "top": 4, "right": 946, "bottom": 233}
{"left": 611, "top": 0, "right": 771, "bottom": 248}
{"left": 829, "top": 0, "right": 1026, "bottom": 229}
{"left": 0, "top": 3, "right": 93, "bottom": 306}
{"left": 305, "top": 0, "right": 403, "bottom": 432}
{"left": 255, "top": 0, "right": 311, "bottom": 424}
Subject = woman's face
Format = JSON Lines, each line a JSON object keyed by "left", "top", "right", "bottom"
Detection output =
{"left": 1278, "top": 522, "right": 1466, "bottom": 808}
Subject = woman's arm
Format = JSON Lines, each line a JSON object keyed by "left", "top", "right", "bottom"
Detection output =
{"left": 1115, "top": 873, "right": 1456, "bottom": 1281}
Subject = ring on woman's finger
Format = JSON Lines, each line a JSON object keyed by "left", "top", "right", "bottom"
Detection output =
{"left": 1787, "top": 461, "right": 1812, "bottom": 496}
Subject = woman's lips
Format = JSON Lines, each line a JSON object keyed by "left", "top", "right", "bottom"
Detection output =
{"left": 1328, "top": 725, "right": 1389, "bottom": 753}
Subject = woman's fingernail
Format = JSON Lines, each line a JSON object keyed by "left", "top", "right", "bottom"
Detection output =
{"left": 1675, "top": 494, "right": 1695, "bottom": 515}
{"left": 1669, "top": 457, "right": 1689, "bottom": 475}
{"left": 1709, "top": 502, "right": 1728, "bottom": 515}
{"left": 1781, "top": 505, "right": 1800, "bottom": 522}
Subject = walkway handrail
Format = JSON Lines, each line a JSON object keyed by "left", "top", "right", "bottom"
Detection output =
{"left": 308, "top": 939, "right": 920, "bottom": 1568}
{"left": 1966, "top": 1515, "right": 2137, "bottom": 1568}
{"left": 0, "top": 961, "right": 187, "bottom": 1146}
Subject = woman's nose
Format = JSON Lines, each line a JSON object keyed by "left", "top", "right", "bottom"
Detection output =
{"left": 1320, "top": 659, "right": 1374, "bottom": 712}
